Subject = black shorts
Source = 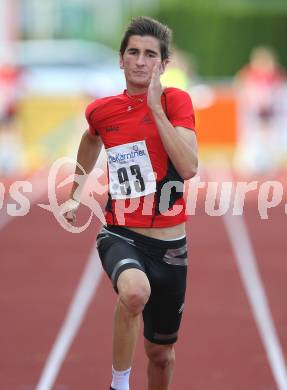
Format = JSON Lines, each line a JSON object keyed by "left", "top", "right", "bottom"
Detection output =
{"left": 96, "top": 224, "right": 188, "bottom": 345}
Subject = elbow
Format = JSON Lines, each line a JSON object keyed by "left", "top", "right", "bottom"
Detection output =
{"left": 181, "top": 159, "right": 198, "bottom": 180}
{"left": 83, "top": 129, "right": 100, "bottom": 145}
{"left": 181, "top": 165, "right": 198, "bottom": 180}
{"left": 182, "top": 169, "right": 197, "bottom": 180}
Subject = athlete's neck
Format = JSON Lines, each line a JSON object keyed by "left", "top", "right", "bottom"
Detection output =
{"left": 126, "top": 84, "right": 148, "bottom": 96}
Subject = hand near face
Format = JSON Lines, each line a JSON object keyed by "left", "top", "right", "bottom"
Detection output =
{"left": 147, "top": 60, "right": 163, "bottom": 112}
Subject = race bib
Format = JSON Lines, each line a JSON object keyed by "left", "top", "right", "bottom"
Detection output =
{"left": 107, "top": 140, "right": 156, "bottom": 199}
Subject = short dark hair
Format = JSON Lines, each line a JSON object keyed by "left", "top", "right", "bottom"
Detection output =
{"left": 120, "top": 16, "right": 172, "bottom": 61}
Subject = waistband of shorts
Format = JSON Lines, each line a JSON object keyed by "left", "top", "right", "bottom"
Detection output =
{"left": 104, "top": 224, "right": 186, "bottom": 249}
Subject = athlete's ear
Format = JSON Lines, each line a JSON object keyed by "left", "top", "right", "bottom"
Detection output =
{"left": 119, "top": 54, "right": 124, "bottom": 70}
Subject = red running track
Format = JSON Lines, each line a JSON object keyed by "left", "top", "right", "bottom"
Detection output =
{"left": 0, "top": 170, "right": 287, "bottom": 390}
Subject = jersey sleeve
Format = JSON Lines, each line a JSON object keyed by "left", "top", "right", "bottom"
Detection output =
{"left": 164, "top": 89, "right": 195, "bottom": 131}
{"left": 85, "top": 102, "right": 99, "bottom": 136}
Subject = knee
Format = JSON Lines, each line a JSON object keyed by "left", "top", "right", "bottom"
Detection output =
{"left": 118, "top": 269, "right": 151, "bottom": 316}
{"left": 146, "top": 345, "right": 175, "bottom": 369}
{"left": 120, "top": 285, "right": 151, "bottom": 316}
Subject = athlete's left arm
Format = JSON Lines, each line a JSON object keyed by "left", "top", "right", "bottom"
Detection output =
{"left": 152, "top": 111, "right": 198, "bottom": 180}
{"left": 148, "top": 61, "right": 198, "bottom": 180}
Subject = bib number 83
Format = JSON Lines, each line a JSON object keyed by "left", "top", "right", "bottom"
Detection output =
{"left": 117, "top": 164, "right": 145, "bottom": 196}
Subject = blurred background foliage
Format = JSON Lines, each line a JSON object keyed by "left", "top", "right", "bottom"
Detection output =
{"left": 154, "top": 0, "right": 287, "bottom": 76}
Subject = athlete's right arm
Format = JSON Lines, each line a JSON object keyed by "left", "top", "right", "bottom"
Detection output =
{"left": 64, "top": 130, "right": 103, "bottom": 223}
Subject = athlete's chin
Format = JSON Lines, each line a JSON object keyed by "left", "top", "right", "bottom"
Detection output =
{"left": 133, "top": 80, "right": 150, "bottom": 89}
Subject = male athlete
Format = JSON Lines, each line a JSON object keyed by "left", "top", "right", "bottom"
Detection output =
{"left": 65, "top": 16, "right": 198, "bottom": 390}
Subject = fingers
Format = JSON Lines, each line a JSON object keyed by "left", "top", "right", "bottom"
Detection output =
{"left": 61, "top": 199, "right": 80, "bottom": 225}
{"left": 63, "top": 210, "right": 76, "bottom": 224}
{"left": 148, "top": 60, "right": 163, "bottom": 108}
{"left": 150, "top": 60, "right": 162, "bottom": 87}
{"left": 157, "top": 60, "right": 164, "bottom": 75}
{"left": 152, "top": 59, "right": 161, "bottom": 76}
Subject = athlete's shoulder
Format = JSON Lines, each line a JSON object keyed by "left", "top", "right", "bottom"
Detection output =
{"left": 163, "top": 87, "right": 190, "bottom": 99}
{"left": 162, "top": 87, "right": 195, "bottom": 129}
{"left": 85, "top": 92, "right": 124, "bottom": 120}
{"left": 163, "top": 87, "right": 193, "bottom": 110}
{"left": 163, "top": 87, "right": 192, "bottom": 107}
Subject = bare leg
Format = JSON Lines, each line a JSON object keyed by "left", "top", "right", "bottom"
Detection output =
{"left": 112, "top": 298, "right": 141, "bottom": 370}
{"left": 113, "top": 268, "right": 151, "bottom": 370}
{"left": 145, "top": 339, "right": 175, "bottom": 390}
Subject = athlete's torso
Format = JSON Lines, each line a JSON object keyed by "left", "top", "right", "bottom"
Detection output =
{"left": 86, "top": 87, "right": 195, "bottom": 231}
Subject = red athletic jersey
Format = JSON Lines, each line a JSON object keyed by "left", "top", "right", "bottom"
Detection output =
{"left": 85, "top": 87, "right": 195, "bottom": 227}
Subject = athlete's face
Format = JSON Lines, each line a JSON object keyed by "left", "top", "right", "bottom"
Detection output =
{"left": 120, "top": 35, "right": 167, "bottom": 91}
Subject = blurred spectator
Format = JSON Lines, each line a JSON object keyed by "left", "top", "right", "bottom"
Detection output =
{"left": 234, "top": 46, "right": 287, "bottom": 175}
{"left": 0, "top": 62, "right": 23, "bottom": 176}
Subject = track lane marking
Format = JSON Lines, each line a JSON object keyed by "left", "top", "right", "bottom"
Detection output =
{"left": 35, "top": 239, "right": 103, "bottom": 390}
{"left": 223, "top": 210, "right": 287, "bottom": 390}
{"left": 206, "top": 166, "right": 287, "bottom": 390}
{"left": 35, "top": 149, "right": 107, "bottom": 390}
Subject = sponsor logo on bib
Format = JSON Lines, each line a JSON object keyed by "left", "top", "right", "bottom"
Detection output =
{"left": 107, "top": 140, "right": 156, "bottom": 199}
{"left": 108, "top": 146, "right": 146, "bottom": 164}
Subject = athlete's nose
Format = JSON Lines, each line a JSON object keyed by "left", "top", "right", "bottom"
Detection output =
{"left": 136, "top": 53, "right": 146, "bottom": 66}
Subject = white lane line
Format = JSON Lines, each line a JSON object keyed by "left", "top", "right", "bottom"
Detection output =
{"left": 206, "top": 167, "right": 287, "bottom": 390}
{"left": 36, "top": 149, "right": 107, "bottom": 390}
{"left": 35, "top": 240, "right": 103, "bottom": 390}
{"left": 223, "top": 212, "right": 287, "bottom": 390}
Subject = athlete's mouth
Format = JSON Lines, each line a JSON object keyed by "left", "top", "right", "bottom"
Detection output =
{"left": 133, "top": 71, "right": 147, "bottom": 76}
